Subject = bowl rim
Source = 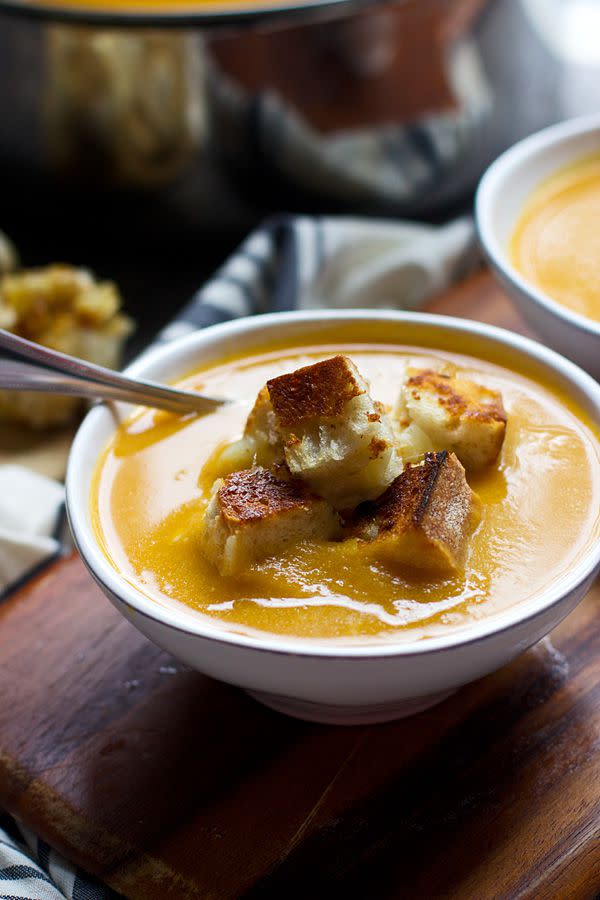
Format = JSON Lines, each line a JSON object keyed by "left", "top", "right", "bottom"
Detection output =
{"left": 66, "top": 308, "right": 600, "bottom": 660}
{"left": 475, "top": 112, "right": 600, "bottom": 340}
{"left": 0, "top": 0, "right": 365, "bottom": 27}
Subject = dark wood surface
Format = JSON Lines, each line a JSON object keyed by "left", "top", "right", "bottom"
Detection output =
{"left": 2, "top": 0, "right": 596, "bottom": 243}
{"left": 0, "top": 272, "right": 599, "bottom": 900}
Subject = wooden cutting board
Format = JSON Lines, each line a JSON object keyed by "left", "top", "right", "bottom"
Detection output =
{"left": 1, "top": 271, "right": 599, "bottom": 900}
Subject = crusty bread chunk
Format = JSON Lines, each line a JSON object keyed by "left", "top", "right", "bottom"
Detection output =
{"left": 351, "top": 451, "right": 481, "bottom": 573}
{"left": 397, "top": 368, "right": 506, "bottom": 469}
{"left": 267, "top": 355, "right": 401, "bottom": 509}
{"left": 202, "top": 466, "right": 339, "bottom": 576}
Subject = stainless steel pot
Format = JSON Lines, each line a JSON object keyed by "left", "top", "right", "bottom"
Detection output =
{"left": 0, "top": 0, "right": 596, "bottom": 232}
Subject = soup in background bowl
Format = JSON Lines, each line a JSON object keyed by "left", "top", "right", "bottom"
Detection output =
{"left": 66, "top": 312, "right": 600, "bottom": 723}
{"left": 476, "top": 114, "right": 600, "bottom": 377}
{"left": 510, "top": 155, "right": 600, "bottom": 324}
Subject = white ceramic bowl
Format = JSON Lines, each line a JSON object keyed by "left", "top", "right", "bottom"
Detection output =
{"left": 66, "top": 311, "right": 600, "bottom": 725}
{"left": 476, "top": 114, "right": 600, "bottom": 378}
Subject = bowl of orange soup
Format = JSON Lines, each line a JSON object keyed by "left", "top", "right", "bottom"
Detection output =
{"left": 66, "top": 311, "right": 600, "bottom": 724}
{"left": 2, "top": 0, "right": 349, "bottom": 23}
{"left": 476, "top": 115, "right": 600, "bottom": 377}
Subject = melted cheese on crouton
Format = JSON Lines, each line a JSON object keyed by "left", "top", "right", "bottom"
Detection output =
{"left": 351, "top": 451, "right": 481, "bottom": 573}
{"left": 202, "top": 467, "right": 339, "bottom": 576}
{"left": 397, "top": 368, "right": 507, "bottom": 469}
{"left": 202, "top": 386, "right": 285, "bottom": 483}
{"left": 243, "top": 386, "right": 284, "bottom": 465}
{"left": 267, "top": 355, "right": 401, "bottom": 509}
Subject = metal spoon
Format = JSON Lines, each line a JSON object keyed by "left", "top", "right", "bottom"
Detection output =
{"left": 0, "top": 328, "right": 227, "bottom": 415}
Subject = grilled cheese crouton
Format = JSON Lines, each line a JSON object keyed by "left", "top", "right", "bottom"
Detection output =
{"left": 351, "top": 451, "right": 481, "bottom": 573}
{"left": 397, "top": 368, "right": 506, "bottom": 469}
{"left": 201, "top": 466, "right": 339, "bottom": 576}
{"left": 267, "top": 355, "right": 401, "bottom": 509}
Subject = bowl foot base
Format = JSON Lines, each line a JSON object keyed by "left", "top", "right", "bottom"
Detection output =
{"left": 246, "top": 688, "right": 456, "bottom": 725}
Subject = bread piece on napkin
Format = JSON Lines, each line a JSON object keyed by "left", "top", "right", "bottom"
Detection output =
{"left": 0, "top": 264, "right": 132, "bottom": 428}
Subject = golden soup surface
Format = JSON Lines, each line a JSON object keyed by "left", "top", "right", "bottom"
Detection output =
{"left": 92, "top": 341, "right": 600, "bottom": 644}
{"left": 511, "top": 155, "right": 600, "bottom": 323}
{"left": 29, "top": 0, "right": 292, "bottom": 11}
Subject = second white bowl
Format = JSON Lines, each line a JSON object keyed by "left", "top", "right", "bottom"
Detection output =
{"left": 476, "top": 114, "right": 600, "bottom": 377}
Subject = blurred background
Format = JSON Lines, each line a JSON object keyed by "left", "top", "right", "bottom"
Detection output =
{"left": 2, "top": 0, "right": 600, "bottom": 353}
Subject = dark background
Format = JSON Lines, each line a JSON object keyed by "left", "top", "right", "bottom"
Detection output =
{"left": 1, "top": 0, "right": 599, "bottom": 356}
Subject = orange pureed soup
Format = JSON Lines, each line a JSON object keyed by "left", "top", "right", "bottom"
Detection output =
{"left": 92, "top": 338, "right": 600, "bottom": 644}
{"left": 511, "top": 155, "right": 600, "bottom": 323}
{"left": 31, "top": 0, "right": 284, "bottom": 9}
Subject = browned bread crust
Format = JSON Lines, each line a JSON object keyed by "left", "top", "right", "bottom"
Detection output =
{"left": 267, "top": 355, "right": 363, "bottom": 425}
{"left": 351, "top": 451, "right": 481, "bottom": 571}
{"left": 217, "top": 467, "right": 320, "bottom": 525}
{"left": 405, "top": 369, "right": 506, "bottom": 426}
{"left": 202, "top": 466, "right": 340, "bottom": 574}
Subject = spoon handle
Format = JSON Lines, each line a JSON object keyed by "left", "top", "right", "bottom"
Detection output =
{"left": 0, "top": 329, "right": 226, "bottom": 414}
{"left": 0, "top": 360, "right": 214, "bottom": 414}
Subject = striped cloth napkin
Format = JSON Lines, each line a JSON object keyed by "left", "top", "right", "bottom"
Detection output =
{"left": 156, "top": 214, "right": 478, "bottom": 343}
{"left": 0, "top": 212, "right": 479, "bottom": 898}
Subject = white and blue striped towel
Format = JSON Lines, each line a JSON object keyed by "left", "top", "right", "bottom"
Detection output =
{"left": 0, "top": 819, "right": 118, "bottom": 899}
{"left": 156, "top": 214, "right": 478, "bottom": 343}
{"left": 0, "top": 212, "right": 479, "bottom": 899}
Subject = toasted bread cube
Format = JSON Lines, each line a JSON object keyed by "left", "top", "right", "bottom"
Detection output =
{"left": 397, "top": 368, "right": 507, "bottom": 469}
{"left": 351, "top": 451, "right": 481, "bottom": 573}
{"left": 201, "top": 466, "right": 339, "bottom": 576}
{"left": 267, "top": 356, "right": 401, "bottom": 509}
